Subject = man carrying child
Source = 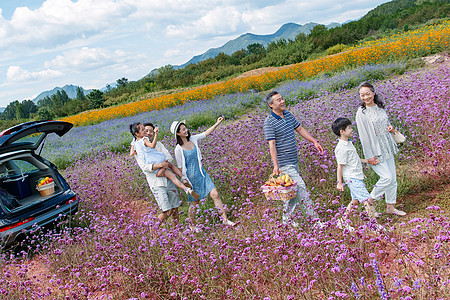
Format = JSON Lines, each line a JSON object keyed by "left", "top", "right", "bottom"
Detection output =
{"left": 131, "top": 123, "right": 181, "bottom": 226}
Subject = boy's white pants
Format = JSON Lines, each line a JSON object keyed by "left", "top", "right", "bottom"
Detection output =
{"left": 280, "top": 164, "right": 318, "bottom": 222}
{"left": 369, "top": 156, "right": 397, "bottom": 204}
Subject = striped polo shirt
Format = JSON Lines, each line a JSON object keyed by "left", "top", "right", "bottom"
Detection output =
{"left": 263, "top": 110, "right": 301, "bottom": 167}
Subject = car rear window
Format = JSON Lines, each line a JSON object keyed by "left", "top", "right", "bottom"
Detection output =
{"left": 9, "top": 132, "right": 45, "bottom": 147}
{"left": 9, "top": 160, "right": 39, "bottom": 173}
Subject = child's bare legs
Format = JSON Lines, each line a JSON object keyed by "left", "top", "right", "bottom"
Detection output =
{"left": 167, "top": 162, "right": 182, "bottom": 177}
{"left": 210, "top": 188, "right": 235, "bottom": 226}
{"left": 167, "top": 163, "right": 192, "bottom": 188}
{"left": 164, "top": 170, "right": 200, "bottom": 200}
{"left": 156, "top": 166, "right": 167, "bottom": 177}
{"left": 337, "top": 199, "right": 358, "bottom": 231}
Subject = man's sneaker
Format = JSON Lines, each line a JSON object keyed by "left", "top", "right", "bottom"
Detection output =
{"left": 224, "top": 220, "right": 238, "bottom": 227}
{"left": 312, "top": 220, "right": 326, "bottom": 230}
{"left": 336, "top": 218, "right": 354, "bottom": 232}
{"left": 369, "top": 222, "right": 386, "bottom": 233}
{"left": 364, "top": 201, "right": 381, "bottom": 218}
{"left": 189, "top": 225, "right": 201, "bottom": 233}
{"left": 282, "top": 220, "right": 299, "bottom": 228}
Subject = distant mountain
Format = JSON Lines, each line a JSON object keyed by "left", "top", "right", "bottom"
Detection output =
{"left": 32, "top": 84, "right": 93, "bottom": 103}
{"left": 146, "top": 21, "right": 340, "bottom": 76}
{"left": 100, "top": 82, "right": 118, "bottom": 92}
{"left": 179, "top": 22, "right": 340, "bottom": 68}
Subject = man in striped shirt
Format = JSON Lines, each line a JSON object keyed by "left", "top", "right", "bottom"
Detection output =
{"left": 263, "top": 91, "right": 324, "bottom": 226}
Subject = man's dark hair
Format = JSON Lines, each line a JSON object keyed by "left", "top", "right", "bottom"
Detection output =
{"left": 332, "top": 117, "right": 352, "bottom": 137}
{"left": 265, "top": 91, "right": 279, "bottom": 107}
{"left": 143, "top": 122, "right": 154, "bottom": 129}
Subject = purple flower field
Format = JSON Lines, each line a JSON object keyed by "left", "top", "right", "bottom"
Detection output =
{"left": 0, "top": 65, "right": 449, "bottom": 299}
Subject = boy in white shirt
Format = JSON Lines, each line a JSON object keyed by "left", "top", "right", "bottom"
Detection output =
{"left": 332, "top": 118, "right": 378, "bottom": 230}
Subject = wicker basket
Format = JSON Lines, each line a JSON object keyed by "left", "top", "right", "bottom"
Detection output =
{"left": 37, "top": 182, "right": 55, "bottom": 196}
{"left": 261, "top": 173, "right": 297, "bottom": 201}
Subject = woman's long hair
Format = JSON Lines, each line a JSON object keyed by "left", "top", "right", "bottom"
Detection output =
{"left": 176, "top": 123, "right": 191, "bottom": 146}
{"left": 358, "top": 81, "right": 385, "bottom": 112}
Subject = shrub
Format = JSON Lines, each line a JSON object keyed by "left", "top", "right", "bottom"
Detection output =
{"left": 325, "top": 43, "right": 347, "bottom": 55}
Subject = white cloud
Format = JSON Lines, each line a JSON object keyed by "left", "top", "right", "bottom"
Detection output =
{"left": 6, "top": 65, "right": 63, "bottom": 82}
{"left": 44, "top": 47, "right": 130, "bottom": 71}
{"left": 164, "top": 48, "right": 182, "bottom": 58}
{"left": 166, "top": 6, "right": 246, "bottom": 38}
{"left": 1, "top": 0, "right": 135, "bottom": 50}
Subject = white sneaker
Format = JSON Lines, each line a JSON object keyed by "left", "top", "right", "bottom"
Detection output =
{"left": 224, "top": 220, "right": 236, "bottom": 227}
{"left": 282, "top": 220, "right": 299, "bottom": 228}
{"left": 370, "top": 223, "right": 386, "bottom": 233}
{"left": 189, "top": 225, "right": 201, "bottom": 233}
{"left": 336, "top": 219, "right": 354, "bottom": 232}
{"left": 312, "top": 220, "right": 326, "bottom": 230}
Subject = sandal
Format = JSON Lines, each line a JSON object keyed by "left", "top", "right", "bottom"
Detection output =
{"left": 186, "top": 188, "right": 200, "bottom": 200}
{"left": 387, "top": 208, "right": 406, "bottom": 216}
{"left": 182, "top": 179, "right": 192, "bottom": 189}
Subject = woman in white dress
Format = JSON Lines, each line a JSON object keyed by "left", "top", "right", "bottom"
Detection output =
{"left": 355, "top": 82, "right": 406, "bottom": 216}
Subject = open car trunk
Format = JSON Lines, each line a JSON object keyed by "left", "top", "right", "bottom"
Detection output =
{"left": 0, "top": 152, "right": 64, "bottom": 214}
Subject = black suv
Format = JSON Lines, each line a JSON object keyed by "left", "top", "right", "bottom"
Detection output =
{"left": 0, "top": 121, "right": 78, "bottom": 247}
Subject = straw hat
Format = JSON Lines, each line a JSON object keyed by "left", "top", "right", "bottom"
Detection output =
{"left": 170, "top": 120, "right": 186, "bottom": 135}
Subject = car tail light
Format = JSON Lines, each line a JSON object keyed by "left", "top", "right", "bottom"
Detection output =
{"left": 0, "top": 128, "right": 12, "bottom": 137}
{"left": 65, "top": 196, "right": 77, "bottom": 205}
{"left": 0, "top": 217, "right": 35, "bottom": 233}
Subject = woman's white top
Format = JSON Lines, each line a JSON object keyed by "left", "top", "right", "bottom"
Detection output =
{"left": 356, "top": 106, "right": 398, "bottom": 162}
{"left": 174, "top": 133, "right": 207, "bottom": 182}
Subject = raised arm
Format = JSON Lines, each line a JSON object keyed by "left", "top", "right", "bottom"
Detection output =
{"left": 143, "top": 127, "right": 159, "bottom": 148}
{"left": 204, "top": 117, "right": 223, "bottom": 136}
{"left": 295, "top": 125, "right": 324, "bottom": 155}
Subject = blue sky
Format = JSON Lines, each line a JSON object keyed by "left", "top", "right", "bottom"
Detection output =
{"left": 0, "top": 0, "right": 390, "bottom": 107}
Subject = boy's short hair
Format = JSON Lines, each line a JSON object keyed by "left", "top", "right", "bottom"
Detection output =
{"left": 332, "top": 117, "right": 352, "bottom": 137}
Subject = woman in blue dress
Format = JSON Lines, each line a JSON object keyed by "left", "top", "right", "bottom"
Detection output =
{"left": 172, "top": 117, "right": 236, "bottom": 230}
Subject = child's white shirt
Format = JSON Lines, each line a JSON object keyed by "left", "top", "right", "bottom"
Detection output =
{"left": 135, "top": 137, "right": 166, "bottom": 165}
{"left": 334, "top": 139, "right": 365, "bottom": 182}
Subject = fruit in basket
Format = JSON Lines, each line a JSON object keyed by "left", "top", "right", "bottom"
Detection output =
{"left": 275, "top": 177, "right": 285, "bottom": 186}
{"left": 37, "top": 177, "right": 53, "bottom": 187}
{"left": 264, "top": 173, "right": 295, "bottom": 187}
